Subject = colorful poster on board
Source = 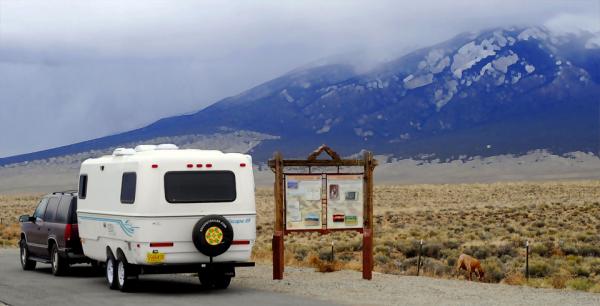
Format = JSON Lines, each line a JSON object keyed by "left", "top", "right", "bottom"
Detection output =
{"left": 285, "top": 175, "right": 323, "bottom": 230}
{"left": 326, "top": 174, "right": 363, "bottom": 229}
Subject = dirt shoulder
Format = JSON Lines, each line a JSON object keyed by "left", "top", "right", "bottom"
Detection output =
{"left": 236, "top": 264, "right": 600, "bottom": 306}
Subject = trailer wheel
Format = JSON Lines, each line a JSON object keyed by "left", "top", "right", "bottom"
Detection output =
{"left": 116, "top": 254, "right": 134, "bottom": 292}
{"left": 192, "top": 215, "right": 233, "bottom": 257}
{"left": 106, "top": 254, "right": 118, "bottom": 290}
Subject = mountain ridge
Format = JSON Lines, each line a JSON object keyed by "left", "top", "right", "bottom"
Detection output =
{"left": 2, "top": 26, "right": 599, "bottom": 165}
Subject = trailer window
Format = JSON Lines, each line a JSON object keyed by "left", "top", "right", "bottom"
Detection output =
{"left": 164, "top": 171, "right": 236, "bottom": 203}
{"left": 78, "top": 175, "right": 87, "bottom": 199}
{"left": 120, "top": 172, "right": 137, "bottom": 204}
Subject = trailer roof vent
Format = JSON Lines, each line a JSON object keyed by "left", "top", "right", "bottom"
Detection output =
{"left": 113, "top": 148, "right": 136, "bottom": 156}
{"left": 156, "top": 144, "right": 179, "bottom": 150}
{"left": 134, "top": 145, "right": 157, "bottom": 152}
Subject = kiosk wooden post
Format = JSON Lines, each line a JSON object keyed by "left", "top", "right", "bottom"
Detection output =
{"left": 269, "top": 145, "right": 377, "bottom": 281}
{"left": 272, "top": 151, "right": 285, "bottom": 280}
{"left": 362, "top": 150, "right": 375, "bottom": 280}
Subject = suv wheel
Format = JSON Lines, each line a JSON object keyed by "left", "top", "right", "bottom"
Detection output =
{"left": 198, "top": 271, "right": 231, "bottom": 290}
{"left": 19, "top": 239, "right": 36, "bottom": 270}
{"left": 116, "top": 256, "right": 133, "bottom": 292}
{"left": 106, "top": 256, "right": 119, "bottom": 290}
{"left": 51, "top": 244, "right": 69, "bottom": 276}
{"left": 214, "top": 275, "right": 231, "bottom": 289}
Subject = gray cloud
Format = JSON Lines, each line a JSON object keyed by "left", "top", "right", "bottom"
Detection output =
{"left": 0, "top": 0, "right": 598, "bottom": 157}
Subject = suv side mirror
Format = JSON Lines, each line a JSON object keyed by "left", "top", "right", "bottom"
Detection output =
{"left": 19, "top": 215, "right": 34, "bottom": 223}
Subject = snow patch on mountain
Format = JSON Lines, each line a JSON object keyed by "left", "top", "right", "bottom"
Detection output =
{"left": 404, "top": 73, "right": 434, "bottom": 89}
{"left": 451, "top": 40, "right": 498, "bottom": 78}
{"left": 280, "top": 89, "right": 294, "bottom": 102}
{"left": 434, "top": 80, "right": 458, "bottom": 110}
{"left": 525, "top": 64, "right": 536, "bottom": 73}
{"left": 492, "top": 53, "right": 519, "bottom": 73}
{"left": 518, "top": 27, "right": 548, "bottom": 41}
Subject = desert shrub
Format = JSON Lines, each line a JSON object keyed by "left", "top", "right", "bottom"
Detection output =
{"left": 463, "top": 245, "right": 492, "bottom": 259}
{"left": 375, "top": 245, "right": 390, "bottom": 254}
{"left": 337, "top": 252, "right": 354, "bottom": 262}
{"left": 503, "top": 271, "right": 526, "bottom": 285}
{"left": 395, "top": 240, "right": 420, "bottom": 257}
{"left": 589, "top": 259, "right": 600, "bottom": 275}
{"left": 495, "top": 244, "right": 518, "bottom": 257}
{"left": 421, "top": 258, "right": 451, "bottom": 276}
{"left": 528, "top": 259, "right": 553, "bottom": 277}
{"left": 566, "top": 278, "right": 595, "bottom": 291}
{"left": 293, "top": 246, "right": 310, "bottom": 261}
{"left": 531, "top": 242, "right": 553, "bottom": 257}
{"left": 550, "top": 274, "right": 569, "bottom": 289}
{"left": 399, "top": 257, "right": 420, "bottom": 271}
{"left": 560, "top": 243, "right": 579, "bottom": 256}
{"left": 578, "top": 244, "right": 600, "bottom": 257}
{"left": 483, "top": 257, "right": 505, "bottom": 283}
{"left": 318, "top": 248, "right": 333, "bottom": 261}
{"left": 422, "top": 242, "right": 442, "bottom": 259}
{"left": 375, "top": 254, "right": 390, "bottom": 265}
{"left": 441, "top": 249, "right": 461, "bottom": 267}
{"left": 570, "top": 264, "right": 591, "bottom": 277}
{"left": 442, "top": 239, "right": 460, "bottom": 249}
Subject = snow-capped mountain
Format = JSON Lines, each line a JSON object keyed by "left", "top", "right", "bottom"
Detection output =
{"left": 2, "top": 26, "right": 599, "bottom": 165}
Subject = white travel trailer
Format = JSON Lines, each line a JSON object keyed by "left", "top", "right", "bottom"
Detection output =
{"left": 77, "top": 144, "right": 256, "bottom": 291}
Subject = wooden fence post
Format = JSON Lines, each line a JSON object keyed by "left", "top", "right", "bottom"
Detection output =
{"left": 525, "top": 240, "right": 529, "bottom": 281}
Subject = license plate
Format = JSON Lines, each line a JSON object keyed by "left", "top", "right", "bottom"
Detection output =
{"left": 146, "top": 252, "right": 165, "bottom": 263}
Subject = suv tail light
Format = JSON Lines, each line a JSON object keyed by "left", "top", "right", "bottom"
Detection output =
{"left": 65, "top": 224, "right": 78, "bottom": 241}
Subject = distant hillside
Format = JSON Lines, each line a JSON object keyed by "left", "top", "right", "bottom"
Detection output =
{"left": 2, "top": 26, "right": 599, "bottom": 166}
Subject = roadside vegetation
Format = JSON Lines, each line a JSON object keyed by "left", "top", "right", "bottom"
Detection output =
{"left": 2, "top": 181, "right": 599, "bottom": 292}
{"left": 252, "top": 181, "right": 600, "bottom": 293}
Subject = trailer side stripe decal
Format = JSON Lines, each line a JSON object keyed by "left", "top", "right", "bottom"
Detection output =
{"left": 79, "top": 216, "right": 139, "bottom": 237}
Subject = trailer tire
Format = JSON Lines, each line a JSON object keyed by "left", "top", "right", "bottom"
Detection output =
{"left": 192, "top": 215, "right": 233, "bottom": 257}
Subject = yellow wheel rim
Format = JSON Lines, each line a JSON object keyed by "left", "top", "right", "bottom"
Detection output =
{"left": 205, "top": 226, "right": 224, "bottom": 246}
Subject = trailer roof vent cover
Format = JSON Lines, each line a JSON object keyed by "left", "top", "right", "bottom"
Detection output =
{"left": 134, "top": 145, "right": 157, "bottom": 152}
{"left": 156, "top": 144, "right": 179, "bottom": 150}
{"left": 113, "top": 148, "right": 136, "bottom": 156}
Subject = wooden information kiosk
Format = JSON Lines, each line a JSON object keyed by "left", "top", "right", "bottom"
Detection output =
{"left": 268, "top": 145, "right": 377, "bottom": 280}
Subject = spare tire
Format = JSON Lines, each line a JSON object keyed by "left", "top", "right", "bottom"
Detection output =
{"left": 192, "top": 215, "right": 234, "bottom": 257}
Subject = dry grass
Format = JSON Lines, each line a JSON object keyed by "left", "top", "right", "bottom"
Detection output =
{"left": 252, "top": 180, "right": 600, "bottom": 292}
{"left": 0, "top": 194, "right": 40, "bottom": 247}
{"left": 2, "top": 181, "right": 600, "bottom": 292}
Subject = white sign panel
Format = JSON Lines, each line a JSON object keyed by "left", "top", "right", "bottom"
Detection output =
{"left": 285, "top": 175, "right": 323, "bottom": 230}
{"left": 326, "top": 175, "right": 363, "bottom": 229}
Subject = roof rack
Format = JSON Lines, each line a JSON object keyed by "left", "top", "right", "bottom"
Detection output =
{"left": 52, "top": 190, "right": 78, "bottom": 195}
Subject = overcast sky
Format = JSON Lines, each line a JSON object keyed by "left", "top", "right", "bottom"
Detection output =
{"left": 0, "top": 0, "right": 598, "bottom": 157}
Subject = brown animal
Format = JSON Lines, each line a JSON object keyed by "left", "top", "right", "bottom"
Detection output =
{"left": 456, "top": 253, "right": 485, "bottom": 281}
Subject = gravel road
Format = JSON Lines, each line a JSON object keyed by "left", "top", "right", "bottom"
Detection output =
{"left": 235, "top": 265, "right": 600, "bottom": 306}
{"left": 0, "top": 248, "right": 333, "bottom": 306}
{"left": 1, "top": 248, "right": 598, "bottom": 306}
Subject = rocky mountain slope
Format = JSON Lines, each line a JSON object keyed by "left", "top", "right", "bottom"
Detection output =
{"left": 2, "top": 26, "right": 598, "bottom": 165}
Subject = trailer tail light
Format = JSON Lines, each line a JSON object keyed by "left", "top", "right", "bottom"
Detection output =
{"left": 196, "top": 164, "right": 203, "bottom": 168}
{"left": 150, "top": 242, "right": 174, "bottom": 247}
{"left": 151, "top": 164, "right": 159, "bottom": 169}
{"left": 232, "top": 240, "right": 250, "bottom": 245}
{"left": 206, "top": 164, "right": 213, "bottom": 168}
{"left": 65, "top": 224, "right": 77, "bottom": 241}
{"left": 240, "top": 163, "right": 246, "bottom": 167}
{"left": 187, "top": 164, "right": 193, "bottom": 168}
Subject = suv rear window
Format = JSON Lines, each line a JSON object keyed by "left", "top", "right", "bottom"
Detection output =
{"left": 44, "top": 197, "right": 60, "bottom": 222}
{"left": 56, "top": 196, "right": 76, "bottom": 224}
{"left": 164, "top": 171, "right": 236, "bottom": 203}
